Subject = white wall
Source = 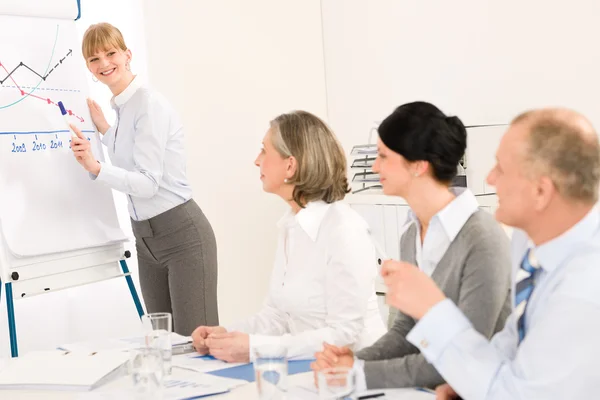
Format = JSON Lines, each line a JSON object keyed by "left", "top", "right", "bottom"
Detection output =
{"left": 321, "top": 0, "right": 600, "bottom": 155}
{"left": 141, "top": 0, "right": 328, "bottom": 324}
{"left": 0, "top": 0, "right": 149, "bottom": 358}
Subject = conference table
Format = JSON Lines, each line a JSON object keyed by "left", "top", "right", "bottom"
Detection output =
{"left": 0, "top": 359, "right": 436, "bottom": 399}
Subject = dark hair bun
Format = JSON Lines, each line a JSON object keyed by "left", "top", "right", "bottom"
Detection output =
{"left": 378, "top": 101, "right": 467, "bottom": 183}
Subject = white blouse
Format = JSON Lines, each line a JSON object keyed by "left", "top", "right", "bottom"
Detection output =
{"left": 228, "top": 200, "right": 386, "bottom": 359}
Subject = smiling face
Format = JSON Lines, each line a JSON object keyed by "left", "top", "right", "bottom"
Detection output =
{"left": 82, "top": 23, "right": 133, "bottom": 95}
{"left": 486, "top": 123, "right": 539, "bottom": 229}
{"left": 86, "top": 47, "right": 132, "bottom": 92}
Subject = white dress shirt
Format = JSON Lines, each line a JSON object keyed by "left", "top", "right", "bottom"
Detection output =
{"left": 92, "top": 76, "right": 192, "bottom": 221}
{"left": 412, "top": 187, "right": 479, "bottom": 276}
{"left": 355, "top": 187, "right": 480, "bottom": 390}
{"left": 227, "top": 200, "right": 386, "bottom": 359}
{"left": 407, "top": 207, "right": 600, "bottom": 399}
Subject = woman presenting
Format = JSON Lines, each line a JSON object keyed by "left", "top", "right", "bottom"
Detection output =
{"left": 70, "top": 22, "right": 218, "bottom": 334}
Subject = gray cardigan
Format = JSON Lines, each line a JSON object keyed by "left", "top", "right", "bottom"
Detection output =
{"left": 356, "top": 210, "right": 511, "bottom": 389}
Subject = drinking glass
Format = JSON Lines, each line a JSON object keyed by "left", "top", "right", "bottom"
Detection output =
{"left": 142, "top": 312, "right": 172, "bottom": 375}
{"left": 128, "top": 346, "right": 164, "bottom": 400}
{"left": 254, "top": 344, "right": 288, "bottom": 400}
{"left": 317, "top": 366, "right": 355, "bottom": 400}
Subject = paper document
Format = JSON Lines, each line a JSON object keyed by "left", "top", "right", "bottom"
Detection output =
{"left": 76, "top": 371, "right": 247, "bottom": 399}
{"left": 172, "top": 353, "right": 245, "bottom": 373}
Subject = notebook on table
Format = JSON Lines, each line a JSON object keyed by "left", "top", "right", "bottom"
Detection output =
{"left": 0, "top": 350, "right": 129, "bottom": 391}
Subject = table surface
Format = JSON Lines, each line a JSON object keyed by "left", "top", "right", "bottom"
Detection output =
{"left": 0, "top": 366, "right": 435, "bottom": 399}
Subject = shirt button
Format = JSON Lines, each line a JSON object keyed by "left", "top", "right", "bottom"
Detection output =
{"left": 420, "top": 339, "right": 429, "bottom": 348}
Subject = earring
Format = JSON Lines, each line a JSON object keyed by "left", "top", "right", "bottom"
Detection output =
{"left": 126, "top": 62, "right": 131, "bottom": 71}
{"left": 284, "top": 178, "right": 288, "bottom": 183}
{"left": 91, "top": 74, "right": 98, "bottom": 83}
{"left": 413, "top": 173, "right": 419, "bottom": 177}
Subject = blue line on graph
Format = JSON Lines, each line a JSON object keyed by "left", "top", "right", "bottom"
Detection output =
{"left": 0, "top": 130, "right": 94, "bottom": 135}
{"left": 0, "top": 25, "right": 59, "bottom": 110}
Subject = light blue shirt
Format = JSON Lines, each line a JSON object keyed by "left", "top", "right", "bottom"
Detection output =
{"left": 93, "top": 77, "right": 192, "bottom": 221}
{"left": 354, "top": 187, "right": 480, "bottom": 391}
{"left": 407, "top": 207, "right": 600, "bottom": 399}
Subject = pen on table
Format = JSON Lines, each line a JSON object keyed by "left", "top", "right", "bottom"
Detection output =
{"left": 357, "top": 393, "right": 385, "bottom": 400}
{"left": 57, "top": 101, "right": 77, "bottom": 138}
{"left": 415, "top": 386, "right": 436, "bottom": 394}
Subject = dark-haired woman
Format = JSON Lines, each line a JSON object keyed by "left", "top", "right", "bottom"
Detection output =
{"left": 312, "top": 101, "right": 512, "bottom": 391}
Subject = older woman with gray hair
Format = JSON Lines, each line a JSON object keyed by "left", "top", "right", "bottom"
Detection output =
{"left": 191, "top": 110, "right": 386, "bottom": 362}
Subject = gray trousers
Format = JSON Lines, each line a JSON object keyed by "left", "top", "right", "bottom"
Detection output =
{"left": 131, "top": 199, "right": 219, "bottom": 335}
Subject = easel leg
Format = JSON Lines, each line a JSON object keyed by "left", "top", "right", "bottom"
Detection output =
{"left": 120, "top": 260, "right": 144, "bottom": 319}
{"left": 5, "top": 282, "right": 18, "bottom": 357}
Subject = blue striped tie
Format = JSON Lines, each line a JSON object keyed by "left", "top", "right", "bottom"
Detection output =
{"left": 515, "top": 248, "right": 541, "bottom": 343}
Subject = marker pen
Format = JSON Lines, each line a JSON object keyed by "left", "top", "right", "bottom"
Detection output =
{"left": 57, "top": 101, "right": 77, "bottom": 138}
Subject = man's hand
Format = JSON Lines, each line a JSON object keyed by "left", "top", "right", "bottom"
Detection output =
{"left": 382, "top": 260, "right": 447, "bottom": 319}
{"left": 435, "top": 383, "right": 460, "bottom": 400}
{"left": 191, "top": 325, "right": 227, "bottom": 355}
{"left": 205, "top": 331, "right": 250, "bottom": 363}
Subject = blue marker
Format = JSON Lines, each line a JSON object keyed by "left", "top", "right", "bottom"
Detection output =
{"left": 57, "top": 101, "right": 77, "bottom": 138}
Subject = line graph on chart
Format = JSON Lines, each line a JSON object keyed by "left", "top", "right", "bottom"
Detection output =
{"left": 0, "top": 23, "right": 96, "bottom": 155}
{"left": 0, "top": 15, "right": 125, "bottom": 259}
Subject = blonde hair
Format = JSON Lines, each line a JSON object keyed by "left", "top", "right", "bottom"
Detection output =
{"left": 513, "top": 109, "right": 600, "bottom": 203}
{"left": 82, "top": 23, "right": 127, "bottom": 59}
{"left": 270, "top": 111, "right": 350, "bottom": 206}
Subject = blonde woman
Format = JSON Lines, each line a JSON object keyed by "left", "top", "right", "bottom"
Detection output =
{"left": 191, "top": 111, "right": 386, "bottom": 362}
{"left": 69, "top": 23, "right": 218, "bottom": 334}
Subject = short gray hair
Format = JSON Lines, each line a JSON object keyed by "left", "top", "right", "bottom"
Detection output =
{"left": 513, "top": 109, "right": 600, "bottom": 203}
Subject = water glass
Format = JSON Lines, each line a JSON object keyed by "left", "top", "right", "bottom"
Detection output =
{"left": 254, "top": 345, "right": 288, "bottom": 400}
{"left": 128, "top": 346, "right": 164, "bottom": 400}
{"left": 318, "top": 367, "right": 355, "bottom": 400}
{"left": 142, "top": 312, "right": 172, "bottom": 375}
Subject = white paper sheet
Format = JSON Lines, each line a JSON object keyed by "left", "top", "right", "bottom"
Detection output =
{"left": 76, "top": 371, "right": 247, "bottom": 400}
{"left": 172, "top": 353, "right": 245, "bottom": 374}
